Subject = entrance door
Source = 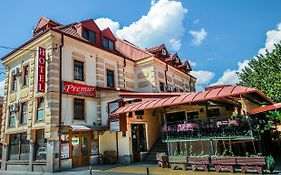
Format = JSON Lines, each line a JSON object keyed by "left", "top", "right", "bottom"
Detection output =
{"left": 131, "top": 124, "right": 147, "bottom": 162}
{"left": 71, "top": 133, "right": 90, "bottom": 167}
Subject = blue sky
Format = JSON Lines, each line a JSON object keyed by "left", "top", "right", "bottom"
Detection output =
{"left": 1, "top": 0, "right": 281, "bottom": 91}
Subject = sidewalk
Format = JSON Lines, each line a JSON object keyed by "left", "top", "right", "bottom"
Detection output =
{"left": 0, "top": 163, "right": 278, "bottom": 175}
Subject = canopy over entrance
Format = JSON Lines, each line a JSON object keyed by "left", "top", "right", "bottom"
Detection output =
{"left": 112, "top": 86, "right": 273, "bottom": 115}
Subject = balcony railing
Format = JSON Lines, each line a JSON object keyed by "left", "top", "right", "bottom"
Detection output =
{"left": 162, "top": 115, "right": 258, "bottom": 142}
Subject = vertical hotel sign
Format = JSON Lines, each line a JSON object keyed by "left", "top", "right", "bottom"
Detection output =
{"left": 37, "top": 47, "right": 46, "bottom": 92}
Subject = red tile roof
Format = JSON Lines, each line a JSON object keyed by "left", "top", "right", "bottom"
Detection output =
{"left": 115, "top": 38, "right": 153, "bottom": 61}
{"left": 112, "top": 86, "right": 273, "bottom": 115}
{"left": 248, "top": 103, "right": 281, "bottom": 115}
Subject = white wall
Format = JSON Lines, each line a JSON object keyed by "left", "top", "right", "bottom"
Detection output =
{"left": 62, "top": 45, "right": 97, "bottom": 86}
{"left": 61, "top": 95, "right": 98, "bottom": 126}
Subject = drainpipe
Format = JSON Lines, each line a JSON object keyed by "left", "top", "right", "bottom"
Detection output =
{"left": 58, "top": 33, "right": 64, "bottom": 170}
{"left": 164, "top": 63, "right": 168, "bottom": 86}
{"left": 123, "top": 57, "right": 126, "bottom": 88}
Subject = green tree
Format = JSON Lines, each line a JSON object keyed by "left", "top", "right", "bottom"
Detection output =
{"left": 237, "top": 43, "right": 281, "bottom": 102}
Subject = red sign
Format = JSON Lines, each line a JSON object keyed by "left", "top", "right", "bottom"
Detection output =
{"left": 63, "top": 81, "right": 96, "bottom": 97}
{"left": 37, "top": 47, "right": 46, "bottom": 92}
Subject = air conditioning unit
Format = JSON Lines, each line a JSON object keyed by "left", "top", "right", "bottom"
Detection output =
{"left": 16, "top": 67, "right": 22, "bottom": 75}
{"left": 11, "top": 69, "right": 16, "bottom": 76}
{"left": 9, "top": 103, "right": 19, "bottom": 112}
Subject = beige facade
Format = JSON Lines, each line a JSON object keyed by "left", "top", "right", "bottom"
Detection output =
{"left": 0, "top": 17, "right": 197, "bottom": 172}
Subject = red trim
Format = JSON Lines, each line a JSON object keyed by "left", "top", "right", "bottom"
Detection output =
{"left": 248, "top": 103, "right": 281, "bottom": 115}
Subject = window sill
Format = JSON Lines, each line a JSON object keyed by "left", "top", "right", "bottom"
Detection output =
{"left": 33, "top": 160, "right": 47, "bottom": 165}
{"left": 7, "top": 160, "right": 29, "bottom": 164}
{"left": 21, "top": 85, "right": 29, "bottom": 89}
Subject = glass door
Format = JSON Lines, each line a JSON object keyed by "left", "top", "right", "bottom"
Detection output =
{"left": 71, "top": 134, "right": 80, "bottom": 167}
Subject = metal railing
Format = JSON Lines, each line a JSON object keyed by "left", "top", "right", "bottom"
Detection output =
{"left": 162, "top": 115, "right": 257, "bottom": 142}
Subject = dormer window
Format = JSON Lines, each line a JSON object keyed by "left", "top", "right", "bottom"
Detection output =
{"left": 103, "top": 37, "right": 114, "bottom": 50}
{"left": 82, "top": 29, "right": 96, "bottom": 43}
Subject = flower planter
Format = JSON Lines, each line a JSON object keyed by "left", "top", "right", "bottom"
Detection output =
{"left": 168, "top": 156, "right": 188, "bottom": 170}
{"left": 236, "top": 157, "right": 266, "bottom": 174}
{"left": 156, "top": 154, "right": 168, "bottom": 168}
{"left": 211, "top": 157, "right": 236, "bottom": 173}
{"left": 188, "top": 156, "right": 210, "bottom": 172}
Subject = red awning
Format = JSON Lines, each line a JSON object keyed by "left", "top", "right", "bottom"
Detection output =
{"left": 248, "top": 103, "right": 281, "bottom": 115}
{"left": 112, "top": 86, "right": 273, "bottom": 115}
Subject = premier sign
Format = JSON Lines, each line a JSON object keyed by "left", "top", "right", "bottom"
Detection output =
{"left": 37, "top": 47, "right": 46, "bottom": 92}
{"left": 62, "top": 81, "right": 96, "bottom": 97}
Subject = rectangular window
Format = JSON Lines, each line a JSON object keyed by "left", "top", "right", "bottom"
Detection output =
{"left": 37, "top": 97, "right": 44, "bottom": 121}
{"left": 35, "top": 130, "right": 46, "bottom": 160}
{"left": 186, "top": 111, "right": 199, "bottom": 121}
{"left": 103, "top": 38, "right": 109, "bottom": 48}
{"left": 207, "top": 108, "right": 221, "bottom": 118}
{"left": 12, "top": 75, "right": 17, "bottom": 91}
{"left": 160, "top": 82, "right": 165, "bottom": 92}
{"left": 103, "top": 38, "right": 115, "bottom": 50}
{"left": 20, "top": 102, "right": 27, "bottom": 124}
{"left": 82, "top": 29, "right": 96, "bottom": 43}
{"left": 89, "top": 31, "right": 96, "bottom": 43}
{"left": 82, "top": 29, "right": 89, "bottom": 40}
{"left": 74, "top": 98, "right": 85, "bottom": 120}
{"left": 74, "top": 60, "right": 84, "bottom": 81}
{"left": 109, "top": 40, "right": 114, "bottom": 50}
{"left": 106, "top": 70, "right": 115, "bottom": 88}
{"left": 9, "top": 111, "right": 15, "bottom": 127}
{"left": 9, "top": 133, "right": 29, "bottom": 160}
{"left": 23, "top": 65, "right": 29, "bottom": 86}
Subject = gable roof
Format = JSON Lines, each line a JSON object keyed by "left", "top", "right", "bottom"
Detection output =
{"left": 102, "top": 28, "right": 117, "bottom": 41}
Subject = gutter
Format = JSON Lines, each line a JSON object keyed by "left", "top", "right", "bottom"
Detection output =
{"left": 58, "top": 33, "right": 64, "bottom": 170}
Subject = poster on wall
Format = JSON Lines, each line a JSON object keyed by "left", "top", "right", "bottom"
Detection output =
{"left": 61, "top": 142, "right": 69, "bottom": 159}
{"left": 37, "top": 47, "right": 46, "bottom": 92}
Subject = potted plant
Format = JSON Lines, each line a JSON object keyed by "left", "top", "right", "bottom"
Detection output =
{"left": 236, "top": 153, "right": 266, "bottom": 174}
{"left": 156, "top": 152, "right": 168, "bottom": 168}
{"left": 168, "top": 151, "right": 188, "bottom": 170}
{"left": 266, "top": 155, "right": 275, "bottom": 173}
{"left": 210, "top": 150, "right": 236, "bottom": 173}
{"left": 188, "top": 151, "right": 210, "bottom": 172}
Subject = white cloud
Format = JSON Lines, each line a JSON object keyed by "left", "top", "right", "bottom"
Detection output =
{"left": 116, "top": 0, "right": 188, "bottom": 51}
{"left": 190, "top": 70, "right": 215, "bottom": 84}
{"left": 193, "top": 19, "right": 199, "bottom": 24}
{"left": 258, "top": 23, "right": 281, "bottom": 55}
{"left": 189, "top": 28, "right": 207, "bottom": 46}
{"left": 169, "top": 39, "right": 181, "bottom": 51}
{"left": 214, "top": 23, "right": 281, "bottom": 85}
{"left": 0, "top": 80, "right": 5, "bottom": 96}
{"left": 151, "top": 0, "right": 157, "bottom": 6}
{"left": 95, "top": 18, "right": 120, "bottom": 34}
{"left": 188, "top": 60, "right": 197, "bottom": 67}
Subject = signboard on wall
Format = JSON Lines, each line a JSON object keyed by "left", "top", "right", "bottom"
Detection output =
{"left": 37, "top": 47, "right": 46, "bottom": 92}
{"left": 109, "top": 114, "right": 127, "bottom": 132}
{"left": 62, "top": 81, "right": 96, "bottom": 97}
{"left": 110, "top": 120, "right": 120, "bottom": 131}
